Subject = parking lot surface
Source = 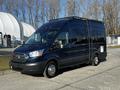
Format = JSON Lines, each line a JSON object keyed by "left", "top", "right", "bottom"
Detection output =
{"left": 0, "top": 48, "right": 120, "bottom": 90}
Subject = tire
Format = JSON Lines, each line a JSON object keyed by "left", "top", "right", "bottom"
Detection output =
{"left": 91, "top": 56, "right": 100, "bottom": 66}
{"left": 43, "top": 61, "right": 57, "bottom": 78}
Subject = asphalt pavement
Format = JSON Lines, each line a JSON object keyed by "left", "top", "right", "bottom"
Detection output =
{"left": 0, "top": 48, "right": 120, "bottom": 90}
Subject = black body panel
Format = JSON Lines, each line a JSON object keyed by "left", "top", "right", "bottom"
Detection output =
{"left": 10, "top": 16, "right": 107, "bottom": 75}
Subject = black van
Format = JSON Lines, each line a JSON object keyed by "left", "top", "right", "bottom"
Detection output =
{"left": 10, "top": 17, "right": 107, "bottom": 78}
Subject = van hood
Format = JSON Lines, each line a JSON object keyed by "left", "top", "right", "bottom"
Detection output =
{"left": 14, "top": 44, "right": 47, "bottom": 54}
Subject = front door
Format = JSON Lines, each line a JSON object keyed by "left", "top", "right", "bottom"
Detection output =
{"left": 53, "top": 31, "right": 76, "bottom": 67}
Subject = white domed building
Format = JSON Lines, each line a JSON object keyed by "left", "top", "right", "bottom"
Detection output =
{"left": 0, "top": 12, "right": 35, "bottom": 47}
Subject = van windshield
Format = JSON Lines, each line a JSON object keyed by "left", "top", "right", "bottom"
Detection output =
{"left": 25, "top": 21, "right": 64, "bottom": 45}
{"left": 25, "top": 29, "right": 58, "bottom": 45}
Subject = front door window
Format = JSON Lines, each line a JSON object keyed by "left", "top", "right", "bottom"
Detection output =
{"left": 55, "top": 32, "right": 69, "bottom": 48}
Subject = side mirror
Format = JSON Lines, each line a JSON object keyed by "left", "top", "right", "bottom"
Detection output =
{"left": 53, "top": 40, "right": 63, "bottom": 49}
{"left": 21, "top": 40, "right": 25, "bottom": 45}
{"left": 58, "top": 41, "right": 63, "bottom": 48}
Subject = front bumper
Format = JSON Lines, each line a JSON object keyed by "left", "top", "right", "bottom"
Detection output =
{"left": 9, "top": 61, "right": 46, "bottom": 75}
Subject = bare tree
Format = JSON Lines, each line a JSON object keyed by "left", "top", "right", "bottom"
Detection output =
{"left": 65, "top": 0, "right": 89, "bottom": 17}
{"left": 85, "top": 0, "right": 102, "bottom": 20}
{"left": 66, "top": 0, "right": 75, "bottom": 16}
{"left": 77, "top": 0, "right": 91, "bottom": 17}
{"left": 103, "top": 0, "right": 120, "bottom": 35}
{"left": 26, "top": 0, "right": 34, "bottom": 27}
{"left": 13, "top": 0, "right": 20, "bottom": 18}
{"left": 0, "top": 0, "right": 3, "bottom": 10}
{"left": 5, "top": 0, "right": 14, "bottom": 14}
{"left": 45, "top": 0, "right": 60, "bottom": 20}
{"left": 40, "top": 0, "right": 46, "bottom": 24}
{"left": 34, "top": 0, "right": 40, "bottom": 28}
{"left": 19, "top": 0, "right": 27, "bottom": 22}
{"left": 0, "top": 0, "right": 120, "bottom": 36}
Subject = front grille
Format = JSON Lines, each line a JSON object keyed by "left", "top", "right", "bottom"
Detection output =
{"left": 12, "top": 53, "right": 27, "bottom": 63}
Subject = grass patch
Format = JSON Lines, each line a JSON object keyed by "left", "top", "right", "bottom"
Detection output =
{"left": 108, "top": 45, "right": 120, "bottom": 48}
{"left": 0, "top": 56, "right": 10, "bottom": 71}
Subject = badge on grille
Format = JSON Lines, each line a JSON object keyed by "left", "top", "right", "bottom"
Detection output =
{"left": 17, "top": 55, "right": 20, "bottom": 59}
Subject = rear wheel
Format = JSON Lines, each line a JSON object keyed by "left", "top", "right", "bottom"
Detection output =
{"left": 91, "top": 56, "right": 100, "bottom": 66}
{"left": 43, "top": 61, "right": 57, "bottom": 78}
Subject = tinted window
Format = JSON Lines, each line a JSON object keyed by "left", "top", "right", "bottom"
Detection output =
{"left": 68, "top": 29, "right": 78, "bottom": 44}
{"left": 55, "top": 20, "right": 88, "bottom": 48}
{"left": 68, "top": 20, "right": 88, "bottom": 46}
{"left": 25, "top": 29, "right": 58, "bottom": 45}
{"left": 89, "top": 21, "right": 105, "bottom": 43}
{"left": 55, "top": 32, "right": 69, "bottom": 47}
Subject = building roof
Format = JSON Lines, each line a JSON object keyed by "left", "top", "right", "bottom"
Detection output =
{"left": 0, "top": 12, "right": 35, "bottom": 40}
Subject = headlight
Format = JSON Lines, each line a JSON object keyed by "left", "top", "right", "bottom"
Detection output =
{"left": 29, "top": 49, "right": 44, "bottom": 58}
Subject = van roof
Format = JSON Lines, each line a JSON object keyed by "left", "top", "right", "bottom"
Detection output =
{"left": 49, "top": 16, "right": 103, "bottom": 24}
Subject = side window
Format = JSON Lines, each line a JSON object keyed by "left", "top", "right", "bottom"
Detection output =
{"left": 55, "top": 32, "right": 69, "bottom": 47}
{"left": 68, "top": 20, "right": 88, "bottom": 46}
{"left": 68, "top": 29, "right": 78, "bottom": 44}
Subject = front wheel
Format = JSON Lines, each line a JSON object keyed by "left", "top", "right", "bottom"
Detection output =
{"left": 91, "top": 56, "right": 100, "bottom": 66}
{"left": 43, "top": 61, "right": 57, "bottom": 78}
